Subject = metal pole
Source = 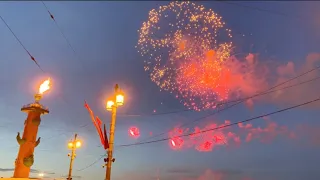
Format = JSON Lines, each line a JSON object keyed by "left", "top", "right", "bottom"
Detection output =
{"left": 67, "top": 134, "right": 77, "bottom": 180}
{"left": 105, "top": 105, "right": 117, "bottom": 180}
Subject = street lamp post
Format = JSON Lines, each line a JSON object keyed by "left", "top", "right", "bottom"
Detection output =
{"left": 67, "top": 133, "right": 81, "bottom": 180}
{"left": 105, "top": 84, "right": 124, "bottom": 180}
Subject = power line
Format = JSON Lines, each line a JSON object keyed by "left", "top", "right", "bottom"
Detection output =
{"left": 38, "top": 2, "right": 94, "bottom": 132}
{"left": 77, "top": 155, "right": 105, "bottom": 171}
{"left": 81, "top": 95, "right": 320, "bottom": 170}
{"left": 71, "top": 2, "right": 318, "bottom": 170}
{"left": 0, "top": 14, "right": 45, "bottom": 72}
{"left": 3, "top": 1, "right": 319, "bottom": 144}
{"left": 117, "top": 64, "right": 320, "bottom": 145}
{"left": 222, "top": 66, "right": 320, "bottom": 104}
{"left": 0, "top": 13, "right": 83, "bottom": 138}
{"left": 118, "top": 0, "right": 309, "bottom": 118}
{"left": 49, "top": 73, "right": 320, "bottom": 146}
{"left": 118, "top": 64, "right": 320, "bottom": 118}
{"left": 0, "top": 3, "right": 95, "bottom": 135}
{"left": 102, "top": 70, "right": 320, "bottom": 149}
{"left": 43, "top": 1, "right": 319, "bottom": 172}
{"left": 36, "top": 1, "right": 317, "bottom": 122}
{"left": 118, "top": 96, "right": 320, "bottom": 147}
{"left": 41, "top": 1, "right": 79, "bottom": 59}
{"left": 214, "top": 1, "right": 301, "bottom": 20}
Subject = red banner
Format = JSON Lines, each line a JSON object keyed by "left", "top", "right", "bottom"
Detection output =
{"left": 84, "top": 101, "right": 107, "bottom": 148}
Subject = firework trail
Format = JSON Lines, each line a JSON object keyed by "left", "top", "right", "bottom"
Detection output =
{"left": 137, "top": 1, "right": 233, "bottom": 111}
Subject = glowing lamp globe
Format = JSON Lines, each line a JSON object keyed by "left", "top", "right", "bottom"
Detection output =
{"left": 68, "top": 142, "right": 74, "bottom": 148}
{"left": 75, "top": 141, "right": 82, "bottom": 148}
{"left": 116, "top": 92, "right": 124, "bottom": 106}
{"left": 106, "top": 100, "right": 115, "bottom": 111}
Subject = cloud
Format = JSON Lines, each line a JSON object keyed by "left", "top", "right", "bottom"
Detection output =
{"left": 223, "top": 53, "right": 320, "bottom": 109}
{"left": 114, "top": 168, "right": 247, "bottom": 180}
{"left": 266, "top": 53, "right": 320, "bottom": 107}
{"left": 221, "top": 53, "right": 270, "bottom": 98}
{"left": 0, "top": 168, "right": 14, "bottom": 172}
{"left": 294, "top": 125, "right": 320, "bottom": 146}
{"left": 238, "top": 116, "right": 296, "bottom": 143}
{"left": 113, "top": 171, "right": 156, "bottom": 180}
{"left": 61, "top": 175, "right": 82, "bottom": 179}
{"left": 0, "top": 168, "right": 55, "bottom": 175}
{"left": 167, "top": 167, "right": 193, "bottom": 174}
{"left": 180, "top": 169, "right": 249, "bottom": 180}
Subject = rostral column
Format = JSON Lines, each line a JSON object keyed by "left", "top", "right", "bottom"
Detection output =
{"left": 13, "top": 79, "right": 51, "bottom": 178}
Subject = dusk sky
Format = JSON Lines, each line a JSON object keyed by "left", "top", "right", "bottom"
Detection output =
{"left": 0, "top": 1, "right": 320, "bottom": 180}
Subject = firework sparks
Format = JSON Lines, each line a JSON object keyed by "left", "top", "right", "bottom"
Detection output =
{"left": 128, "top": 126, "right": 140, "bottom": 138}
{"left": 168, "top": 122, "right": 232, "bottom": 151}
{"left": 137, "top": 1, "right": 233, "bottom": 110}
{"left": 166, "top": 119, "right": 293, "bottom": 152}
{"left": 169, "top": 127, "right": 187, "bottom": 150}
{"left": 189, "top": 121, "right": 231, "bottom": 151}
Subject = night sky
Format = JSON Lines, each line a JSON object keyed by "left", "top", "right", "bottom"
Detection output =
{"left": 0, "top": 1, "right": 320, "bottom": 180}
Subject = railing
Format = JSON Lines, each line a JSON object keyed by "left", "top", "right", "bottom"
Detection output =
{"left": 22, "top": 103, "right": 49, "bottom": 111}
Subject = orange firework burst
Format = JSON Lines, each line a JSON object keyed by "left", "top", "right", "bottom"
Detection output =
{"left": 137, "top": 1, "right": 233, "bottom": 110}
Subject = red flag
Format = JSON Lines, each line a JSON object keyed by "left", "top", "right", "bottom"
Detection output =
{"left": 96, "top": 116, "right": 102, "bottom": 126}
{"left": 84, "top": 101, "right": 89, "bottom": 109}
{"left": 104, "top": 124, "right": 109, "bottom": 149}
{"left": 84, "top": 100, "right": 105, "bottom": 148}
{"left": 95, "top": 116, "right": 105, "bottom": 146}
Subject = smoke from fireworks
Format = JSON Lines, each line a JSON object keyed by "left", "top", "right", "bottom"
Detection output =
{"left": 224, "top": 53, "right": 320, "bottom": 108}
{"left": 137, "top": 1, "right": 233, "bottom": 111}
{"left": 137, "top": 0, "right": 320, "bottom": 112}
{"left": 169, "top": 127, "right": 186, "bottom": 150}
{"left": 136, "top": 0, "right": 320, "bottom": 153}
{"left": 168, "top": 117, "right": 295, "bottom": 152}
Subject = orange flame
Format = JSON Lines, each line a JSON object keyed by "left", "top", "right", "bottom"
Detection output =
{"left": 39, "top": 78, "right": 51, "bottom": 94}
